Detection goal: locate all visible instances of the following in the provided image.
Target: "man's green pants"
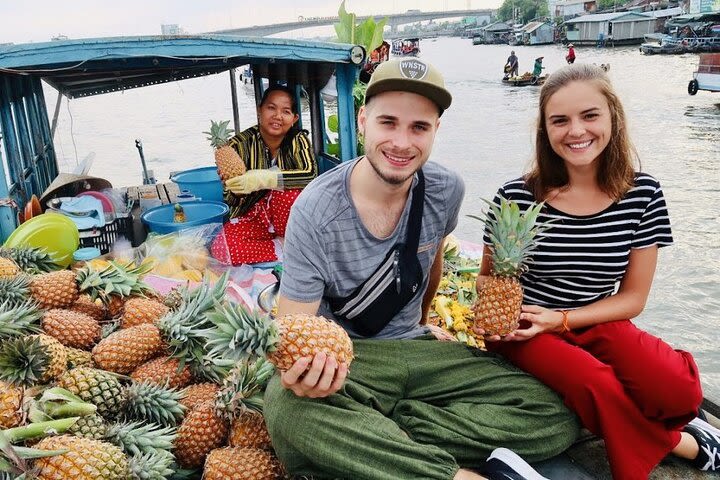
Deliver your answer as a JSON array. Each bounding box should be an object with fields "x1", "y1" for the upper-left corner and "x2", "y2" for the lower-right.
[{"x1": 264, "y1": 337, "x2": 579, "y2": 479}]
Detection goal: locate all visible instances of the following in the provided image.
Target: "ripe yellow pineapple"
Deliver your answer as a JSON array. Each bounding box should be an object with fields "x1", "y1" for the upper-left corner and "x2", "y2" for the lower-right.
[
  {"x1": 105, "y1": 294, "x2": 125, "y2": 318},
  {"x1": 42, "y1": 309, "x2": 101, "y2": 350},
  {"x1": 174, "y1": 358, "x2": 274, "y2": 469},
  {"x1": 92, "y1": 323, "x2": 165, "y2": 374},
  {"x1": 205, "y1": 119, "x2": 246, "y2": 181},
  {"x1": 174, "y1": 401, "x2": 229, "y2": 468},
  {"x1": 33, "y1": 435, "x2": 130, "y2": 479},
  {"x1": 0, "y1": 380, "x2": 23, "y2": 428},
  {"x1": 29, "y1": 270, "x2": 79, "y2": 309},
  {"x1": 204, "y1": 447, "x2": 286, "y2": 480},
  {"x1": 179, "y1": 382, "x2": 220, "y2": 412},
  {"x1": 121, "y1": 297, "x2": 169, "y2": 329},
  {"x1": 471, "y1": 198, "x2": 549, "y2": 336},
  {"x1": 70, "y1": 294, "x2": 106, "y2": 321},
  {"x1": 206, "y1": 304, "x2": 355, "y2": 371},
  {"x1": 0, "y1": 257, "x2": 20, "y2": 279},
  {"x1": 229, "y1": 410, "x2": 272, "y2": 450},
  {"x1": 131, "y1": 356, "x2": 193, "y2": 388}
]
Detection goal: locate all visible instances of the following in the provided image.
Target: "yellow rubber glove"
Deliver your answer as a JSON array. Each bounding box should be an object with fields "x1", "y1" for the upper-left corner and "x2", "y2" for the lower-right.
[{"x1": 226, "y1": 169, "x2": 281, "y2": 195}]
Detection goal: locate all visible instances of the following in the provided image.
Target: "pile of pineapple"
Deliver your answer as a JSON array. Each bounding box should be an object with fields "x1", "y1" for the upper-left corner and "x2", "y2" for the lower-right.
[
  {"x1": 0, "y1": 246, "x2": 354, "y2": 480},
  {"x1": 428, "y1": 236, "x2": 484, "y2": 348}
]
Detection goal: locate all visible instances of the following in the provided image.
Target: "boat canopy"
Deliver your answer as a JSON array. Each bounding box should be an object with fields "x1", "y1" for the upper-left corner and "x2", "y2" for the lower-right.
[
  {"x1": 0, "y1": 35, "x2": 364, "y2": 99},
  {"x1": 0, "y1": 35, "x2": 366, "y2": 241}
]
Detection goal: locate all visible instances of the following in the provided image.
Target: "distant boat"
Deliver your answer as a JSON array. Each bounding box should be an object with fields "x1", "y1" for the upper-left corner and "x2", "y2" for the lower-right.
[
  {"x1": 391, "y1": 38, "x2": 420, "y2": 57},
  {"x1": 688, "y1": 53, "x2": 720, "y2": 95},
  {"x1": 501, "y1": 74, "x2": 547, "y2": 86},
  {"x1": 239, "y1": 66, "x2": 268, "y2": 96}
]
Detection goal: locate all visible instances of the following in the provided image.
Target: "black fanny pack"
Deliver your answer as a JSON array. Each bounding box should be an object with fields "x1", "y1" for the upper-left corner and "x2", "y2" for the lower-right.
[{"x1": 328, "y1": 170, "x2": 425, "y2": 337}]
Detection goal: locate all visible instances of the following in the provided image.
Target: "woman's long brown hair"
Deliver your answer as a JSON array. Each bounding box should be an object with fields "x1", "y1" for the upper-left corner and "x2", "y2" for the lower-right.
[{"x1": 526, "y1": 64, "x2": 638, "y2": 201}]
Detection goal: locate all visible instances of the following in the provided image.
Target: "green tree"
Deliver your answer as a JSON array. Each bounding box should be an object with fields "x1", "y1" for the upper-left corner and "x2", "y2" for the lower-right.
[{"x1": 497, "y1": 0, "x2": 549, "y2": 23}]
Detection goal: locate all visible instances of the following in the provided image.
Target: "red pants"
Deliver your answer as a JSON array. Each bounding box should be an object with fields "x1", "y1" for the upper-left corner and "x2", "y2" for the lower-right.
[
  {"x1": 488, "y1": 320, "x2": 702, "y2": 479},
  {"x1": 211, "y1": 189, "x2": 301, "y2": 265}
]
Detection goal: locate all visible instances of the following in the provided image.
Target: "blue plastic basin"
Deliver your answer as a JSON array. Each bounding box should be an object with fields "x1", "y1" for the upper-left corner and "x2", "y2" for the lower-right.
[
  {"x1": 170, "y1": 166, "x2": 223, "y2": 202},
  {"x1": 141, "y1": 201, "x2": 229, "y2": 234}
]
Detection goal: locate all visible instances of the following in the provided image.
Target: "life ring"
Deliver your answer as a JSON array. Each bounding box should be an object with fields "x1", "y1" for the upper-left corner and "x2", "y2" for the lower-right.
[{"x1": 688, "y1": 79, "x2": 699, "y2": 95}]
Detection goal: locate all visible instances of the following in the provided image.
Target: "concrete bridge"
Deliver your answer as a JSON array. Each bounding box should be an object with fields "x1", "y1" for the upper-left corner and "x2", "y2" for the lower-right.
[{"x1": 207, "y1": 9, "x2": 494, "y2": 37}]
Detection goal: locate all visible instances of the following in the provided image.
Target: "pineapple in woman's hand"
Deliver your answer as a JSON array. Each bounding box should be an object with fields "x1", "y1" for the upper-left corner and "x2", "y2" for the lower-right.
[
  {"x1": 205, "y1": 120, "x2": 246, "y2": 181},
  {"x1": 470, "y1": 198, "x2": 550, "y2": 336}
]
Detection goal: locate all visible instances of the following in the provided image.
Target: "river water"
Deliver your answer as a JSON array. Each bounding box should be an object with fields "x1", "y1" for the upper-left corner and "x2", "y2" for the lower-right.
[{"x1": 50, "y1": 37, "x2": 720, "y2": 400}]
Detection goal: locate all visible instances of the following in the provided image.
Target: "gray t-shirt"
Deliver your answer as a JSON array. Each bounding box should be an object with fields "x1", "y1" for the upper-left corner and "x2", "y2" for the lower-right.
[{"x1": 280, "y1": 158, "x2": 465, "y2": 339}]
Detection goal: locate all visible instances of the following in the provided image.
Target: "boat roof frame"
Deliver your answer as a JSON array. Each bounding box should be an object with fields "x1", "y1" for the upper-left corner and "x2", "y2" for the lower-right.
[{"x1": 0, "y1": 35, "x2": 365, "y2": 241}]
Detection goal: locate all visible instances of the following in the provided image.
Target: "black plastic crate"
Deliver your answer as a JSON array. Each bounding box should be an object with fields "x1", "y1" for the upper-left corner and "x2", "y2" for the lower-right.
[{"x1": 78, "y1": 214, "x2": 134, "y2": 254}]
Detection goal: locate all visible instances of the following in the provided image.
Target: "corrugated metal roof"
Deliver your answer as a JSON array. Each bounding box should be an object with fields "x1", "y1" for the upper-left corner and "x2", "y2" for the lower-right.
[
  {"x1": 565, "y1": 11, "x2": 653, "y2": 23},
  {"x1": 522, "y1": 21, "x2": 549, "y2": 33},
  {"x1": 483, "y1": 21, "x2": 512, "y2": 31},
  {"x1": 643, "y1": 7, "x2": 683, "y2": 18}
]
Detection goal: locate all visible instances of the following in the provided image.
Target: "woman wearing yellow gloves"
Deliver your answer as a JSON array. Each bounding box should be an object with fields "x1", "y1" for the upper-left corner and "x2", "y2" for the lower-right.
[{"x1": 211, "y1": 85, "x2": 317, "y2": 265}]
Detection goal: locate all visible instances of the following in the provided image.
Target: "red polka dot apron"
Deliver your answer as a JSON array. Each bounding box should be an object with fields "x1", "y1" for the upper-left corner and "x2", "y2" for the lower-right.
[{"x1": 211, "y1": 189, "x2": 302, "y2": 265}]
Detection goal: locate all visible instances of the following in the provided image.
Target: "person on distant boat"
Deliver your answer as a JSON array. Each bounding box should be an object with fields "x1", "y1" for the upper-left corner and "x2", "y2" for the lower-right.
[
  {"x1": 264, "y1": 58, "x2": 579, "y2": 480},
  {"x1": 476, "y1": 64, "x2": 715, "y2": 479},
  {"x1": 211, "y1": 85, "x2": 317, "y2": 266},
  {"x1": 532, "y1": 57, "x2": 545, "y2": 78},
  {"x1": 565, "y1": 44, "x2": 576, "y2": 64},
  {"x1": 505, "y1": 50, "x2": 519, "y2": 77}
]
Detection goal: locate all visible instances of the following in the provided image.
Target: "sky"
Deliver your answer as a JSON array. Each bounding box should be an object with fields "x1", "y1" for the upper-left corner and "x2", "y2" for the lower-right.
[{"x1": 0, "y1": 0, "x2": 501, "y2": 45}]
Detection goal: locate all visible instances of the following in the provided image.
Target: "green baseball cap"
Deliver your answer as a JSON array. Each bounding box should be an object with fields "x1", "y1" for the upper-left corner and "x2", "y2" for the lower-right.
[{"x1": 365, "y1": 58, "x2": 452, "y2": 112}]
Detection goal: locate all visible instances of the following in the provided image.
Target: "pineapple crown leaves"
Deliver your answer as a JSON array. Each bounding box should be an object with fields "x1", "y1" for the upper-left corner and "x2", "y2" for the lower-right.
[
  {"x1": 203, "y1": 119, "x2": 234, "y2": 148},
  {"x1": 187, "y1": 352, "x2": 235, "y2": 384},
  {"x1": 0, "y1": 275, "x2": 31, "y2": 306},
  {"x1": 157, "y1": 272, "x2": 229, "y2": 367},
  {"x1": 127, "y1": 450, "x2": 176, "y2": 480},
  {"x1": 204, "y1": 301, "x2": 280, "y2": 360},
  {"x1": 0, "y1": 336, "x2": 50, "y2": 387},
  {"x1": 75, "y1": 260, "x2": 153, "y2": 301},
  {"x1": 0, "y1": 247, "x2": 59, "y2": 274},
  {"x1": 215, "y1": 357, "x2": 275, "y2": 418},
  {"x1": 0, "y1": 300, "x2": 42, "y2": 339},
  {"x1": 124, "y1": 381, "x2": 186, "y2": 427},
  {"x1": 104, "y1": 420, "x2": 177, "y2": 457},
  {"x1": 469, "y1": 198, "x2": 553, "y2": 277}
]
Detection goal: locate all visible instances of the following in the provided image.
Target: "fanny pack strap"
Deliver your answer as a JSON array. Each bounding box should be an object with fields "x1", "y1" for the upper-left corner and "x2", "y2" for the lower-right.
[
  {"x1": 329, "y1": 170, "x2": 425, "y2": 334},
  {"x1": 405, "y1": 169, "x2": 424, "y2": 250}
]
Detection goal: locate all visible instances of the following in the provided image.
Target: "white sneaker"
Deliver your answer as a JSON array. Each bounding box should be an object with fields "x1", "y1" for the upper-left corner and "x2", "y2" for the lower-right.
[
  {"x1": 689, "y1": 416, "x2": 720, "y2": 438},
  {"x1": 483, "y1": 448, "x2": 550, "y2": 480}
]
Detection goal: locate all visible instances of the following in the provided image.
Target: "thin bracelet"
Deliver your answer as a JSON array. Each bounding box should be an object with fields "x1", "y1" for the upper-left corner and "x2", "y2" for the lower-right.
[{"x1": 559, "y1": 310, "x2": 571, "y2": 332}]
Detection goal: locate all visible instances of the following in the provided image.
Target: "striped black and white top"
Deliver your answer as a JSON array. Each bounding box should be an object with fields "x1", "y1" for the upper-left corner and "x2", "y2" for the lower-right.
[{"x1": 483, "y1": 174, "x2": 673, "y2": 309}]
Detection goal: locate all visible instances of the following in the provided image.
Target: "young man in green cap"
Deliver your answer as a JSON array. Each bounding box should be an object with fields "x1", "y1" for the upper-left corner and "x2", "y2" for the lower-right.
[{"x1": 263, "y1": 57, "x2": 579, "y2": 480}]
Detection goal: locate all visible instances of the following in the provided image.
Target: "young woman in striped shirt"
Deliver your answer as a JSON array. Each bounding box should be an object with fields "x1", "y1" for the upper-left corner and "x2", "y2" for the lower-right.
[
  {"x1": 476, "y1": 64, "x2": 715, "y2": 478},
  {"x1": 211, "y1": 85, "x2": 317, "y2": 265}
]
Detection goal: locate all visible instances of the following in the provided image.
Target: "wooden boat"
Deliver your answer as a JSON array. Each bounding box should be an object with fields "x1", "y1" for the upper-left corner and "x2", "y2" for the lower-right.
[
  {"x1": 0, "y1": 34, "x2": 718, "y2": 479},
  {"x1": 688, "y1": 53, "x2": 720, "y2": 94},
  {"x1": 502, "y1": 74, "x2": 547, "y2": 86}
]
